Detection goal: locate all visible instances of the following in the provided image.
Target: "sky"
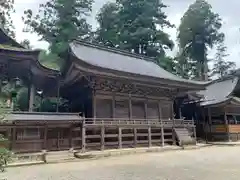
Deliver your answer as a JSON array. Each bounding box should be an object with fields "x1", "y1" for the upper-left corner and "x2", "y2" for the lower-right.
[{"x1": 11, "y1": 0, "x2": 240, "y2": 67}]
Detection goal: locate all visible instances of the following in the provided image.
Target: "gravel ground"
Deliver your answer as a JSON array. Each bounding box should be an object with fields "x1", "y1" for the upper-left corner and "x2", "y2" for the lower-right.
[{"x1": 1, "y1": 146, "x2": 240, "y2": 180}]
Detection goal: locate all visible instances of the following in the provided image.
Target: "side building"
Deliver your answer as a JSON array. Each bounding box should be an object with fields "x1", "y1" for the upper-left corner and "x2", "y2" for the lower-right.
[{"x1": 197, "y1": 74, "x2": 240, "y2": 141}]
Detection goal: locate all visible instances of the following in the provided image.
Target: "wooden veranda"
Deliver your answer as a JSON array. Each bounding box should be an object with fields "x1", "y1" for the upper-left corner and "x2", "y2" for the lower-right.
[{"x1": 0, "y1": 113, "x2": 195, "y2": 153}]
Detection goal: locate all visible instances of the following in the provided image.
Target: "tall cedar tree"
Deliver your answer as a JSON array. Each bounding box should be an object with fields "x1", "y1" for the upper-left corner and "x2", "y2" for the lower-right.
[
  {"x1": 95, "y1": 0, "x2": 175, "y2": 70},
  {"x1": 0, "y1": 0, "x2": 15, "y2": 38},
  {"x1": 178, "y1": 0, "x2": 224, "y2": 80},
  {"x1": 23, "y1": 0, "x2": 93, "y2": 65},
  {"x1": 211, "y1": 43, "x2": 236, "y2": 78}
]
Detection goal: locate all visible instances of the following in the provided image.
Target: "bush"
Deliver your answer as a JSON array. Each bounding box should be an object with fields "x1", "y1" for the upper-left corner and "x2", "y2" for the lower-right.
[{"x1": 0, "y1": 135, "x2": 11, "y2": 172}]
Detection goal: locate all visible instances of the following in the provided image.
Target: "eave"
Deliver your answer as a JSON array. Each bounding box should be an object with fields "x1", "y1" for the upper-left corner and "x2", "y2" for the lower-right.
[{"x1": 70, "y1": 55, "x2": 206, "y2": 91}]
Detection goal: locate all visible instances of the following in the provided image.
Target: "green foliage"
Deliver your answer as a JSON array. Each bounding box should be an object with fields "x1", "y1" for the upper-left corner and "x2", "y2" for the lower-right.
[
  {"x1": 95, "y1": 0, "x2": 174, "y2": 68},
  {"x1": 211, "y1": 43, "x2": 236, "y2": 78},
  {"x1": 94, "y1": 2, "x2": 119, "y2": 47},
  {"x1": 0, "y1": 135, "x2": 11, "y2": 172},
  {"x1": 0, "y1": 0, "x2": 15, "y2": 38},
  {"x1": 177, "y1": 0, "x2": 224, "y2": 80},
  {"x1": 40, "y1": 97, "x2": 68, "y2": 112},
  {"x1": 158, "y1": 56, "x2": 177, "y2": 74},
  {"x1": 22, "y1": 0, "x2": 93, "y2": 66}
]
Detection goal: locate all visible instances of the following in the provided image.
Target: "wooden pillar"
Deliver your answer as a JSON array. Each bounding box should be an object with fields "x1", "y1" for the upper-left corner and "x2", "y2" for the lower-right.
[
  {"x1": 7, "y1": 128, "x2": 11, "y2": 144},
  {"x1": 171, "y1": 102, "x2": 176, "y2": 145},
  {"x1": 144, "y1": 100, "x2": 148, "y2": 120},
  {"x1": 112, "y1": 94, "x2": 115, "y2": 119},
  {"x1": 101, "y1": 126, "x2": 105, "y2": 150},
  {"x1": 158, "y1": 102, "x2": 164, "y2": 146},
  {"x1": 148, "y1": 126, "x2": 152, "y2": 147},
  {"x1": 118, "y1": 127, "x2": 122, "y2": 149},
  {"x1": 28, "y1": 84, "x2": 35, "y2": 112},
  {"x1": 192, "y1": 117, "x2": 197, "y2": 144},
  {"x1": 81, "y1": 119, "x2": 86, "y2": 152},
  {"x1": 57, "y1": 129, "x2": 60, "y2": 150},
  {"x1": 69, "y1": 125, "x2": 72, "y2": 149},
  {"x1": 224, "y1": 106, "x2": 230, "y2": 141},
  {"x1": 56, "y1": 79, "x2": 60, "y2": 112},
  {"x1": 129, "y1": 94, "x2": 132, "y2": 121},
  {"x1": 44, "y1": 125, "x2": 48, "y2": 150},
  {"x1": 134, "y1": 128, "x2": 137, "y2": 147},
  {"x1": 93, "y1": 89, "x2": 96, "y2": 123},
  {"x1": 11, "y1": 126, "x2": 16, "y2": 151},
  {"x1": 207, "y1": 107, "x2": 212, "y2": 141},
  {"x1": 224, "y1": 107, "x2": 228, "y2": 125}
]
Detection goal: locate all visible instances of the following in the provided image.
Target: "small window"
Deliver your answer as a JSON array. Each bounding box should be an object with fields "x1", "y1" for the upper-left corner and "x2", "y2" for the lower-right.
[{"x1": 17, "y1": 128, "x2": 40, "y2": 140}]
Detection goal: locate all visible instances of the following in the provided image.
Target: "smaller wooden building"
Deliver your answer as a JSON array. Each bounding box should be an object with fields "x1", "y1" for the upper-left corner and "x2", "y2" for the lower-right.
[
  {"x1": 198, "y1": 76, "x2": 240, "y2": 141},
  {"x1": 0, "y1": 112, "x2": 82, "y2": 153}
]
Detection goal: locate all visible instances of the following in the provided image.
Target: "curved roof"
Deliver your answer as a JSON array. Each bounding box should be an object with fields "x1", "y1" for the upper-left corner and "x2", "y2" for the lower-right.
[
  {"x1": 0, "y1": 28, "x2": 23, "y2": 47},
  {"x1": 199, "y1": 77, "x2": 239, "y2": 106},
  {"x1": 69, "y1": 40, "x2": 207, "y2": 87}
]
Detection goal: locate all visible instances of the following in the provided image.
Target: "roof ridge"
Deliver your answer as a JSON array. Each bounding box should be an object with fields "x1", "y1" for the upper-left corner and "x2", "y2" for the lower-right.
[{"x1": 73, "y1": 39, "x2": 157, "y2": 63}]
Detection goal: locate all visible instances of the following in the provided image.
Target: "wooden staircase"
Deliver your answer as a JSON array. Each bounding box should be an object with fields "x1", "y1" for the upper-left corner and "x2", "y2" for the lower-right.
[{"x1": 174, "y1": 128, "x2": 196, "y2": 146}]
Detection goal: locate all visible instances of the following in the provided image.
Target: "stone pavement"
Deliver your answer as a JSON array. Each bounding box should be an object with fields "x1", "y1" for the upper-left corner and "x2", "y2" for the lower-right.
[{"x1": 2, "y1": 146, "x2": 240, "y2": 180}]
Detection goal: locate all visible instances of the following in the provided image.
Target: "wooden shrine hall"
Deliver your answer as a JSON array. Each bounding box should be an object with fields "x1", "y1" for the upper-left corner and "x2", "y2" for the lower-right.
[
  {"x1": 0, "y1": 28, "x2": 207, "y2": 153},
  {"x1": 197, "y1": 73, "x2": 240, "y2": 142}
]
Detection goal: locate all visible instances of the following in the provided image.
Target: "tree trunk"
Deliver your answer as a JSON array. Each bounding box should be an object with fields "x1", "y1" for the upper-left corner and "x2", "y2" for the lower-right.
[{"x1": 203, "y1": 61, "x2": 208, "y2": 81}]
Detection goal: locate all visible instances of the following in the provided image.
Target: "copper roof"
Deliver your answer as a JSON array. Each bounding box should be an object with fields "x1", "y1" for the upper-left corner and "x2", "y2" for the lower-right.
[
  {"x1": 198, "y1": 77, "x2": 239, "y2": 106},
  {"x1": 70, "y1": 40, "x2": 208, "y2": 86}
]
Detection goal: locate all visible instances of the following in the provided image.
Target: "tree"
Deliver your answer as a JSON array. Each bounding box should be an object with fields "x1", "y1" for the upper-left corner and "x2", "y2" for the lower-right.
[
  {"x1": 178, "y1": 0, "x2": 224, "y2": 81},
  {"x1": 95, "y1": 0, "x2": 174, "y2": 66},
  {"x1": 0, "y1": 0, "x2": 15, "y2": 38},
  {"x1": 22, "y1": 0, "x2": 93, "y2": 65},
  {"x1": 94, "y1": 2, "x2": 120, "y2": 47},
  {"x1": 211, "y1": 43, "x2": 236, "y2": 78},
  {"x1": 174, "y1": 51, "x2": 196, "y2": 79},
  {"x1": 158, "y1": 56, "x2": 176, "y2": 74}
]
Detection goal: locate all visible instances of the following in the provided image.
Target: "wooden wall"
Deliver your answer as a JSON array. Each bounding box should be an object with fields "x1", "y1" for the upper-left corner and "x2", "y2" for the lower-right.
[{"x1": 93, "y1": 90, "x2": 172, "y2": 120}]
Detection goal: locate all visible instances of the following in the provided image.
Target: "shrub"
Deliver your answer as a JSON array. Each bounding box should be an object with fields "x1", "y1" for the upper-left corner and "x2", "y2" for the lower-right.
[{"x1": 0, "y1": 135, "x2": 11, "y2": 172}]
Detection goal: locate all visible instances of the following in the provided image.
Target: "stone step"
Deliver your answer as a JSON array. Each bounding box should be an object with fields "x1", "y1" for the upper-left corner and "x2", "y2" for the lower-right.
[{"x1": 45, "y1": 151, "x2": 76, "y2": 163}]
